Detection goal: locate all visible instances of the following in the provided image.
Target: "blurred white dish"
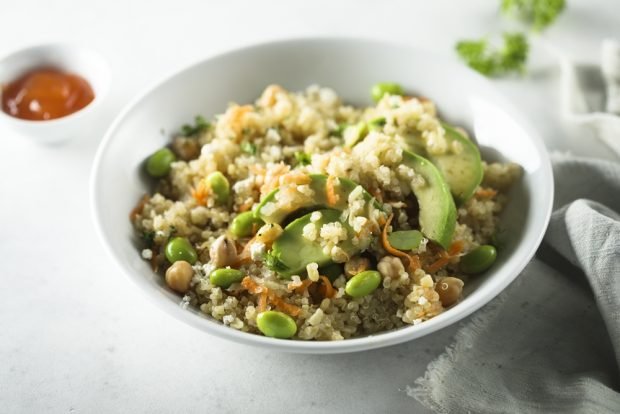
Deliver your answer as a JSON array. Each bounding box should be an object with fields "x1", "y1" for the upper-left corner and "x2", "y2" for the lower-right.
[
  {"x1": 0, "y1": 43, "x2": 110, "y2": 144},
  {"x1": 91, "y1": 37, "x2": 553, "y2": 354}
]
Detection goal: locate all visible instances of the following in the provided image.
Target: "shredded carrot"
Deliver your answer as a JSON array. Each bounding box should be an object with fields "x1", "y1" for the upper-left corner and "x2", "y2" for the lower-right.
[
  {"x1": 326, "y1": 175, "x2": 339, "y2": 206},
  {"x1": 426, "y1": 240, "x2": 464, "y2": 273},
  {"x1": 319, "y1": 276, "x2": 336, "y2": 299},
  {"x1": 241, "y1": 276, "x2": 263, "y2": 294},
  {"x1": 238, "y1": 200, "x2": 254, "y2": 212},
  {"x1": 129, "y1": 195, "x2": 150, "y2": 221},
  {"x1": 381, "y1": 214, "x2": 419, "y2": 273},
  {"x1": 237, "y1": 234, "x2": 259, "y2": 264},
  {"x1": 475, "y1": 187, "x2": 497, "y2": 199},
  {"x1": 258, "y1": 290, "x2": 269, "y2": 312},
  {"x1": 269, "y1": 293, "x2": 301, "y2": 316},
  {"x1": 191, "y1": 179, "x2": 209, "y2": 206},
  {"x1": 293, "y1": 279, "x2": 313, "y2": 294}
]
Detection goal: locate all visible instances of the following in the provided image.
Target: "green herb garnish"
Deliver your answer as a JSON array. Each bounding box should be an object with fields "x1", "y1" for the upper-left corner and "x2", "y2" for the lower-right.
[
  {"x1": 240, "y1": 141, "x2": 257, "y2": 155},
  {"x1": 501, "y1": 0, "x2": 566, "y2": 31},
  {"x1": 264, "y1": 251, "x2": 290, "y2": 273},
  {"x1": 455, "y1": 32, "x2": 529, "y2": 77},
  {"x1": 181, "y1": 115, "x2": 210, "y2": 137},
  {"x1": 294, "y1": 151, "x2": 312, "y2": 166}
]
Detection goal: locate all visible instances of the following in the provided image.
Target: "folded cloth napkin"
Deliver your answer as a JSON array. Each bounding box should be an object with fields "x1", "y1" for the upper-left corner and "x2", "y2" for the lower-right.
[{"x1": 408, "y1": 154, "x2": 620, "y2": 413}]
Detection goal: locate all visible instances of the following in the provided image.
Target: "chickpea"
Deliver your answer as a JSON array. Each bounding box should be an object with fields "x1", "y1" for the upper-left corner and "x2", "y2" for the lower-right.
[
  {"x1": 377, "y1": 256, "x2": 405, "y2": 279},
  {"x1": 172, "y1": 136, "x2": 200, "y2": 161},
  {"x1": 435, "y1": 277, "x2": 464, "y2": 307},
  {"x1": 209, "y1": 235, "x2": 238, "y2": 268},
  {"x1": 344, "y1": 256, "x2": 371, "y2": 278},
  {"x1": 165, "y1": 260, "x2": 194, "y2": 293}
]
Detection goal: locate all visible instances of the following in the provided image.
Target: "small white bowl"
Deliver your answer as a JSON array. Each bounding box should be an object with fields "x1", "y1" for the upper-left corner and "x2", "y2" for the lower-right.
[
  {"x1": 91, "y1": 37, "x2": 553, "y2": 354},
  {"x1": 0, "y1": 43, "x2": 110, "y2": 144}
]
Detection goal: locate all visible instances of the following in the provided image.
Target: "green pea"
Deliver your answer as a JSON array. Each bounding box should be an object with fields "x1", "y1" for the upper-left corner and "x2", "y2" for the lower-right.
[
  {"x1": 459, "y1": 245, "x2": 497, "y2": 274},
  {"x1": 387, "y1": 230, "x2": 423, "y2": 251},
  {"x1": 165, "y1": 237, "x2": 197, "y2": 264},
  {"x1": 320, "y1": 262, "x2": 344, "y2": 282},
  {"x1": 371, "y1": 82, "x2": 404, "y2": 102},
  {"x1": 229, "y1": 211, "x2": 264, "y2": 238},
  {"x1": 210, "y1": 268, "x2": 244, "y2": 288},
  {"x1": 146, "y1": 148, "x2": 176, "y2": 177},
  {"x1": 207, "y1": 171, "x2": 230, "y2": 204},
  {"x1": 345, "y1": 270, "x2": 382, "y2": 298},
  {"x1": 367, "y1": 116, "x2": 386, "y2": 131},
  {"x1": 256, "y1": 310, "x2": 297, "y2": 339}
]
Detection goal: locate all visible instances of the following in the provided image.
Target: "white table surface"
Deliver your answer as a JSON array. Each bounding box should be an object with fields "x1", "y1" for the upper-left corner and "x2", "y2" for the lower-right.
[{"x1": 1, "y1": 1, "x2": 618, "y2": 413}]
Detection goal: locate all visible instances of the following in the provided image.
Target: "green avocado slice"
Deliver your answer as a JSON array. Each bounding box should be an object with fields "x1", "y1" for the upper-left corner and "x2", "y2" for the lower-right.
[
  {"x1": 265, "y1": 208, "x2": 363, "y2": 279},
  {"x1": 255, "y1": 174, "x2": 379, "y2": 224},
  {"x1": 402, "y1": 150, "x2": 456, "y2": 249},
  {"x1": 404, "y1": 123, "x2": 483, "y2": 204}
]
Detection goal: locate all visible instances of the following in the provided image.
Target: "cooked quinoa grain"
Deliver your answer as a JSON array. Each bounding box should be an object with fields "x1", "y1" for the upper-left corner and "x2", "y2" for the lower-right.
[{"x1": 131, "y1": 84, "x2": 521, "y2": 340}]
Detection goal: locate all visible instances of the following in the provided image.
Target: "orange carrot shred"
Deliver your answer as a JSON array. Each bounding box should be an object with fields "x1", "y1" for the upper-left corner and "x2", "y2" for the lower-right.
[
  {"x1": 269, "y1": 293, "x2": 301, "y2": 316},
  {"x1": 426, "y1": 240, "x2": 464, "y2": 273},
  {"x1": 319, "y1": 276, "x2": 336, "y2": 299},
  {"x1": 326, "y1": 175, "x2": 338, "y2": 206},
  {"x1": 381, "y1": 214, "x2": 413, "y2": 267},
  {"x1": 475, "y1": 187, "x2": 497, "y2": 199},
  {"x1": 191, "y1": 180, "x2": 209, "y2": 206},
  {"x1": 258, "y1": 290, "x2": 269, "y2": 312},
  {"x1": 241, "y1": 276, "x2": 263, "y2": 294},
  {"x1": 293, "y1": 279, "x2": 313, "y2": 295}
]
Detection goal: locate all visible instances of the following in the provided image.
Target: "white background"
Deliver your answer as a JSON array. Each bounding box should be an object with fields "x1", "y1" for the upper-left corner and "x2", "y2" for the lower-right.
[{"x1": 1, "y1": 0, "x2": 618, "y2": 413}]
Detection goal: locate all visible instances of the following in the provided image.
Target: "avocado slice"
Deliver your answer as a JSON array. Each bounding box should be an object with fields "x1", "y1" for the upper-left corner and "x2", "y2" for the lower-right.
[
  {"x1": 255, "y1": 174, "x2": 379, "y2": 224},
  {"x1": 265, "y1": 208, "x2": 365, "y2": 279},
  {"x1": 402, "y1": 150, "x2": 456, "y2": 249},
  {"x1": 404, "y1": 123, "x2": 483, "y2": 204}
]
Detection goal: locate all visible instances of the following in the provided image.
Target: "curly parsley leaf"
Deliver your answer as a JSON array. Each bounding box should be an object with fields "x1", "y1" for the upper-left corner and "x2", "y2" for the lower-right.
[
  {"x1": 455, "y1": 32, "x2": 529, "y2": 77},
  {"x1": 181, "y1": 115, "x2": 210, "y2": 137},
  {"x1": 501, "y1": 0, "x2": 566, "y2": 31},
  {"x1": 263, "y1": 251, "x2": 290, "y2": 273}
]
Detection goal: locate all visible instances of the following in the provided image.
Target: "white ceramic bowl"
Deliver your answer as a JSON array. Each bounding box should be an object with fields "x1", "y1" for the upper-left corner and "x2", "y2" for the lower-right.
[
  {"x1": 91, "y1": 38, "x2": 553, "y2": 354},
  {"x1": 0, "y1": 43, "x2": 110, "y2": 144}
]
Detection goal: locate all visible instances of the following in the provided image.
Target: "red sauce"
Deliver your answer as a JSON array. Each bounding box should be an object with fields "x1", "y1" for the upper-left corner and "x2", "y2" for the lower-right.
[{"x1": 1, "y1": 67, "x2": 95, "y2": 121}]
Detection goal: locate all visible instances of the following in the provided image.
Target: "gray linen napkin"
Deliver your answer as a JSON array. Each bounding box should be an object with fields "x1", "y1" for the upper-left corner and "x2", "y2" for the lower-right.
[{"x1": 408, "y1": 154, "x2": 620, "y2": 413}]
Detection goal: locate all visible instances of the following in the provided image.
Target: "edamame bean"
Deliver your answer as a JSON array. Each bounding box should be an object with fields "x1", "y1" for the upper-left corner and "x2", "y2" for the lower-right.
[
  {"x1": 207, "y1": 171, "x2": 230, "y2": 204},
  {"x1": 345, "y1": 270, "x2": 382, "y2": 298},
  {"x1": 165, "y1": 237, "x2": 197, "y2": 264},
  {"x1": 229, "y1": 211, "x2": 264, "y2": 238},
  {"x1": 256, "y1": 310, "x2": 297, "y2": 339},
  {"x1": 210, "y1": 268, "x2": 244, "y2": 288},
  {"x1": 459, "y1": 245, "x2": 497, "y2": 274},
  {"x1": 146, "y1": 148, "x2": 176, "y2": 177},
  {"x1": 371, "y1": 82, "x2": 404, "y2": 102},
  {"x1": 387, "y1": 230, "x2": 423, "y2": 251}
]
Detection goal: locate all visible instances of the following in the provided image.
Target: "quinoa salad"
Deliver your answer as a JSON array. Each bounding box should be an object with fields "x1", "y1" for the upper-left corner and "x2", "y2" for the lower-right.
[{"x1": 130, "y1": 83, "x2": 521, "y2": 340}]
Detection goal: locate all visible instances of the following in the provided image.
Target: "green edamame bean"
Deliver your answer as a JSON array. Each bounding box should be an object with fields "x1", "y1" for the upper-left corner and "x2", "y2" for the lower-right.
[
  {"x1": 207, "y1": 171, "x2": 230, "y2": 204},
  {"x1": 165, "y1": 237, "x2": 197, "y2": 264},
  {"x1": 146, "y1": 148, "x2": 176, "y2": 177},
  {"x1": 229, "y1": 211, "x2": 264, "y2": 238},
  {"x1": 256, "y1": 310, "x2": 297, "y2": 339},
  {"x1": 387, "y1": 230, "x2": 423, "y2": 251},
  {"x1": 210, "y1": 268, "x2": 244, "y2": 288},
  {"x1": 345, "y1": 270, "x2": 382, "y2": 298},
  {"x1": 459, "y1": 245, "x2": 497, "y2": 274},
  {"x1": 371, "y1": 82, "x2": 404, "y2": 102}
]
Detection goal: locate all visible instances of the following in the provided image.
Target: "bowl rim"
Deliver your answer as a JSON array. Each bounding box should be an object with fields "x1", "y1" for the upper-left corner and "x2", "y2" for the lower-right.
[
  {"x1": 90, "y1": 36, "x2": 554, "y2": 353},
  {"x1": 0, "y1": 42, "x2": 110, "y2": 126}
]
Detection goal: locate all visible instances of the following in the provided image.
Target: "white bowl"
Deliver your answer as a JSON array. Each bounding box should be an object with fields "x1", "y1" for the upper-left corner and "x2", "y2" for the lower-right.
[
  {"x1": 91, "y1": 38, "x2": 553, "y2": 354},
  {"x1": 0, "y1": 43, "x2": 110, "y2": 144}
]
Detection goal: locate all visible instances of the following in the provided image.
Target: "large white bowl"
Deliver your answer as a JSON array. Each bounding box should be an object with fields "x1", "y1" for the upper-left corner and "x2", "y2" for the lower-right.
[{"x1": 91, "y1": 38, "x2": 553, "y2": 354}]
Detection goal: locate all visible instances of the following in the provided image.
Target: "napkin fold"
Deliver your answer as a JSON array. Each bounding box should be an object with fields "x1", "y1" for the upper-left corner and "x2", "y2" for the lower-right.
[{"x1": 408, "y1": 154, "x2": 620, "y2": 413}]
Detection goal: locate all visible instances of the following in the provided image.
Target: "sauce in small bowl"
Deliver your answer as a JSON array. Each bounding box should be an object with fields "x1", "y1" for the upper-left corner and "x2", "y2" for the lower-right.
[
  {"x1": 2, "y1": 67, "x2": 95, "y2": 121},
  {"x1": 0, "y1": 43, "x2": 110, "y2": 144}
]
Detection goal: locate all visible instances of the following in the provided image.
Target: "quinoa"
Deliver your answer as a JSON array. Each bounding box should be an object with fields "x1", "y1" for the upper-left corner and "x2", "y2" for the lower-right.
[{"x1": 132, "y1": 84, "x2": 521, "y2": 340}]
